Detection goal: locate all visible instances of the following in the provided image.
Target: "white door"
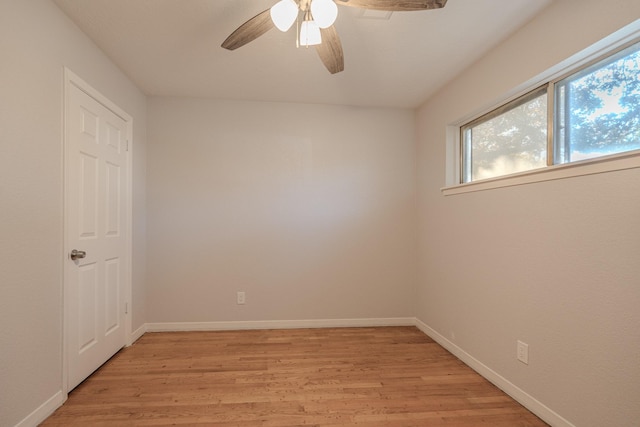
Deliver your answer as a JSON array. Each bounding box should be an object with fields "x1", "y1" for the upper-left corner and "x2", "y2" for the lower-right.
[{"x1": 65, "y1": 80, "x2": 130, "y2": 391}]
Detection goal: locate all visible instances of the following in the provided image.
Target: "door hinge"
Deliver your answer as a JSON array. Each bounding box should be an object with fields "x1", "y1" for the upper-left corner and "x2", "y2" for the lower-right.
[
  {"x1": 125, "y1": 302, "x2": 129, "y2": 314},
  {"x1": 126, "y1": 140, "x2": 130, "y2": 151}
]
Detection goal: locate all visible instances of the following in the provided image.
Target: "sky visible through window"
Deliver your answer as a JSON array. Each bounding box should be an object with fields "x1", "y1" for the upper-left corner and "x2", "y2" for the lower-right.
[{"x1": 557, "y1": 44, "x2": 640, "y2": 162}]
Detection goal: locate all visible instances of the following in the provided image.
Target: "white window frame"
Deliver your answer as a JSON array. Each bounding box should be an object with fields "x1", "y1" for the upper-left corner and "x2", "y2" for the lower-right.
[{"x1": 442, "y1": 19, "x2": 640, "y2": 196}]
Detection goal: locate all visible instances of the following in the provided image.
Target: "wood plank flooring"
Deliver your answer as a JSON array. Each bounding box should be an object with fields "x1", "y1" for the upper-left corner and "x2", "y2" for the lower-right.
[{"x1": 42, "y1": 327, "x2": 547, "y2": 426}]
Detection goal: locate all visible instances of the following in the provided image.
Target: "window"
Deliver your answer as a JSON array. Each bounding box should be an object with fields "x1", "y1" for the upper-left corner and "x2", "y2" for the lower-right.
[
  {"x1": 461, "y1": 87, "x2": 548, "y2": 182},
  {"x1": 460, "y1": 39, "x2": 640, "y2": 183}
]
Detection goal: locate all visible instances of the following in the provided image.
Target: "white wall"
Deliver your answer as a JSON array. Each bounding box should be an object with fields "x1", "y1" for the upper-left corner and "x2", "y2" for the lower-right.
[
  {"x1": 0, "y1": 1, "x2": 146, "y2": 425},
  {"x1": 147, "y1": 98, "x2": 416, "y2": 323},
  {"x1": 416, "y1": 1, "x2": 640, "y2": 426}
]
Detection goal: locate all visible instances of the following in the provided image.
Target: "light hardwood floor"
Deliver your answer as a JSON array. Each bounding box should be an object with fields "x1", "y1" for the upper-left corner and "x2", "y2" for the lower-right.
[{"x1": 42, "y1": 327, "x2": 547, "y2": 426}]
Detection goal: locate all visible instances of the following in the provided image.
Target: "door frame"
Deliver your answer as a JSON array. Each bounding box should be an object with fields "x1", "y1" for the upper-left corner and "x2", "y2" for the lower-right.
[{"x1": 62, "y1": 68, "x2": 134, "y2": 394}]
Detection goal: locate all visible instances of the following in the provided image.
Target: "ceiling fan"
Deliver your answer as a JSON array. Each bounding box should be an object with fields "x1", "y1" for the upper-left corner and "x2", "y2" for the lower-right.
[{"x1": 221, "y1": 0, "x2": 448, "y2": 74}]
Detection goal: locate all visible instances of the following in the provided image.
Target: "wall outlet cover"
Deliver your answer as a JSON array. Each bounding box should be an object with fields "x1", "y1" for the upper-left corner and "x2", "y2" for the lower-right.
[
  {"x1": 517, "y1": 340, "x2": 529, "y2": 365},
  {"x1": 237, "y1": 291, "x2": 246, "y2": 305}
]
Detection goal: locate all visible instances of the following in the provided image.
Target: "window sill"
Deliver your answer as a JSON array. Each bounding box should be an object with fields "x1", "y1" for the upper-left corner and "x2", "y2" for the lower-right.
[{"x1": 441, "y1": 149, "x2": 640, "y2": 196}]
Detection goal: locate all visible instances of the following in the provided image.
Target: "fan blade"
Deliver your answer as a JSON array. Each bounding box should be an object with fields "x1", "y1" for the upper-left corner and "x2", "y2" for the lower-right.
[
  {"x1": 222, "y1": 9, "x2": 274, "y2": 50},
  {"x1": 335, "y1": 0, "x2": 447, "y2": 11},
  {"x1": 315, "y1": 26, "x2": 344, "y2": 74}
]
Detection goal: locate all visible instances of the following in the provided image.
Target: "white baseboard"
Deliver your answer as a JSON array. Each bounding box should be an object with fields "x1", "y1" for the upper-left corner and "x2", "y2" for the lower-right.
[
  {"x1": 14, "y1": 390, "x2": 65, "y2": 427},
  {"x1": 414, "y1": 318, "x2": 575, "y2": 427},
  {"x1": 129, "y1": 323, "x2": 147, "y2": 344},
  {"x1": 146, "y1": 317, "x2": 414, "y2": 332}
]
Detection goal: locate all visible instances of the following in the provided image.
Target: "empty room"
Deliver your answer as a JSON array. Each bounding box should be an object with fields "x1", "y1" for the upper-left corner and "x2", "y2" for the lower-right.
[{"x1": 1, "y1": 0, "x2": 639, "y2": 426}]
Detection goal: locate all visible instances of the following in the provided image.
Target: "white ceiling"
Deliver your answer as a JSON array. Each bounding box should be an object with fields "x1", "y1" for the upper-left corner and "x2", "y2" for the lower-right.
[{"x1": 53, "y1": 0, "x2": 552, "y2": 108}]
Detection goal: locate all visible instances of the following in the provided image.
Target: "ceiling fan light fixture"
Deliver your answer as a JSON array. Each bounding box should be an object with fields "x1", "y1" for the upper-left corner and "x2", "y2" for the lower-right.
[
  {"x1": 270, "y1": 0, "x2": 298, "y2": 32},
  {"x1": 310, "y1": 0, "x2": 338, "y2": 29},
  {"x1": 299, "y1": 19, "x2": 322, "y2": 46},
  {"x1": 223, "y1": 0, "x2": 448, "y2": 73}
]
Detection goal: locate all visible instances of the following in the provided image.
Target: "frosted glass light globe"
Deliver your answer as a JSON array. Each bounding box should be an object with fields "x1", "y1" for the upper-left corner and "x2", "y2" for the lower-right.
[
  {"x1": 270, "y1": 0, "x2": 298, "y2": 32},
  {"x1": 299, "y1": 20, "x2": 322, "y2": 46},
  {"x1": 310, "y1": 0, "x2": 338, "y2": 29}
]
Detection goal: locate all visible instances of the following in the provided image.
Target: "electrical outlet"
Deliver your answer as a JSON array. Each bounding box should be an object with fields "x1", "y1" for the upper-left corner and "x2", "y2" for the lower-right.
[
  {"x1": 236, "y1": 291, "x2": 245, "y2": 305},
  {"x1": 517, "y1": 340, "x2": 529, "y2": 365}
]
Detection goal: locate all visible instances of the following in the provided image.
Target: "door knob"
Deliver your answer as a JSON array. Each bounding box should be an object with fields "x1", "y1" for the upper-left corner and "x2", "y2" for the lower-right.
[{"x1": 70, "y1": 249, "x2": 86, "y2": 260}]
